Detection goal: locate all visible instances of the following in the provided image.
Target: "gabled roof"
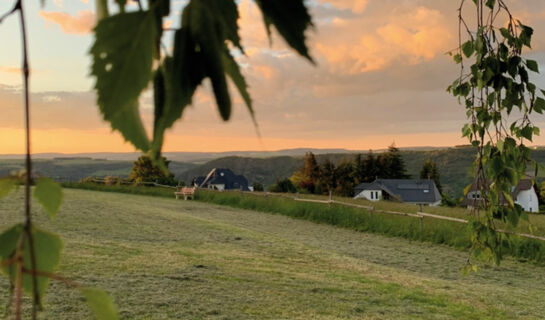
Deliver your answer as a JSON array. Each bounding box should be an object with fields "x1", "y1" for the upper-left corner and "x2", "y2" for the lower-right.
[
  {"x1": 197, "y1": 168, "x2": 250, "y2": 191},
  {"x1": 461, "y1": 178, "x2": 535, "y2": 207},
  {"x1": 355, "y1": 179, "x2": 442, "y2": 204}
]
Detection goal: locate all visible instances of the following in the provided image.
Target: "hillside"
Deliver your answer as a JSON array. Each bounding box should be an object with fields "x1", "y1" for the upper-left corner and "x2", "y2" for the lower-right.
[
  {"x1": 1, "y1": 189, "x2": 544, "y2": 318},
  {"x1": 0, "y1": 158, "x2": 197, "y2": 182}
]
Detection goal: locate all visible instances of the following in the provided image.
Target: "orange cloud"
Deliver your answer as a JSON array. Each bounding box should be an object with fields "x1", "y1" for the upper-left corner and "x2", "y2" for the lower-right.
[
  {"x1": 315, "y1": 7, "x2": 453, "y2": 74},
  {"x1": 38, "y1": 10, "x2": 95, "y2": 35}
]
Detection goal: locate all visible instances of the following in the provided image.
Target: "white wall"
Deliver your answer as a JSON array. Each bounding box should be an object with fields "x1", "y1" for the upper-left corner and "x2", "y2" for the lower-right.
[
  {"x1": 354, "y1": 189, "x2": 382, "y2": 201},
  {"x1": 516, "y1": 189, "x2": 539, "y2": 213},
  {"x1": 210, "y1": 184, "x2": 225, "y2": 191}
]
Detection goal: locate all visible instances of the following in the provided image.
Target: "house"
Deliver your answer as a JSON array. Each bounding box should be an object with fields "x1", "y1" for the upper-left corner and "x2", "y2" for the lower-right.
[
  {"x1": 193, "y1": 168, "x2": 250, "y2": 191},
  {"x1": 461, "y1": 179, "x2": 539, "y2": 213},
  {"x1": 353, "y1": 179, "x2": 442, "y2": 206}
]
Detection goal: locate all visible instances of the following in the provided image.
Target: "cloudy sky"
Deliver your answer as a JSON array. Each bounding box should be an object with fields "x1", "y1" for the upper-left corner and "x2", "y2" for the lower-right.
[{"x1": 2, "y1": 0, "x2": 545, "y2": 154}]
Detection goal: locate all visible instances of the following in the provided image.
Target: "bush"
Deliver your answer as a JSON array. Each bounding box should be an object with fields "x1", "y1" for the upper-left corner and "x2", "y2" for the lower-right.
[
  {"x1": 268, "y1": 178, "x2": 296, "y2": 193},
  {"x1": 253, "y1": 182, "x2": 264, "y2": 192}
]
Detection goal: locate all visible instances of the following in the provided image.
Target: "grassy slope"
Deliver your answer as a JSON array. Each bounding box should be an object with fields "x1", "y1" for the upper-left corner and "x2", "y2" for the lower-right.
[{"x1": 1, "y1": 189, "x2": 545, "y2": 319}]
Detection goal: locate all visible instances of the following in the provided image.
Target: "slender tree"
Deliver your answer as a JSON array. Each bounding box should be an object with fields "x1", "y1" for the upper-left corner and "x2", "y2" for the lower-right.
[{"x1": 420, "y1": 159, "x2": 442, "y2": 194}]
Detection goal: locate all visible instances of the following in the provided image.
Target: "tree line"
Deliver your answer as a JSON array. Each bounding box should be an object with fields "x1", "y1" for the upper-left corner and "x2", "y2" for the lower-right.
[{"x1": 269, "y1": 144, "x2": 442, "y2": 197}]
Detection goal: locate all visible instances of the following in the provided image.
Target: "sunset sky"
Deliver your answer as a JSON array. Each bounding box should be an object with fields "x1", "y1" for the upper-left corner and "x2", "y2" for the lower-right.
[{"x1": 2, "y1": 0, "x2": 545, "y2": 154}]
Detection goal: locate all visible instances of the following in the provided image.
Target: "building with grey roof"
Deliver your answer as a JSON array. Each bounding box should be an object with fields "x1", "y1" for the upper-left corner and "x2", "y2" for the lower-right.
[{"x1": 354, "y1": 179, "x2": 442, "y2": 206}]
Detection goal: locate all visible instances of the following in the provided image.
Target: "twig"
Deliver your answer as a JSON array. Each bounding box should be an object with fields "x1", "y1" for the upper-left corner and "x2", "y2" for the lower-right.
[
  {"x1": 0, "y1": 1, "x2": 17, "y2": 25},
  {"x1": 14, "y1": 0, "x2": 40, "y2": 317},
  {"x1": 22, "y1": 269, "x2": 81, "y2": 289}
]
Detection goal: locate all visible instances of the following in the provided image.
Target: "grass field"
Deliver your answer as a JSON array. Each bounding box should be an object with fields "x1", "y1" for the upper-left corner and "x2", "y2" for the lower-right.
[{"x1": 2, "y1": 189, "x2": 545, "y2": 319}]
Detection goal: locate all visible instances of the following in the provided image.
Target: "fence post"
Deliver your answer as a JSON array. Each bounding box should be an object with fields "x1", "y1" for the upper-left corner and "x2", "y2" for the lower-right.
[
  {"x1": 370, "y1": 206, "x2": 374, "y2": 216},
  {"x1": 419, "y1": 216, "x2": 424, "y2": 233},
  {"x1": 296, "y1": 192, "x2": 299, "y2": 200},
  {"x1": 328, "y1": 190, "x2": 332, "y2": 208}
]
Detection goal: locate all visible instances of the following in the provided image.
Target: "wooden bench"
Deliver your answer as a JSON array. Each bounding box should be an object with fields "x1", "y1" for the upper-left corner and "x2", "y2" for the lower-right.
[{"x1": 175, "y1": 187, "x2": 195, "y2": 200}]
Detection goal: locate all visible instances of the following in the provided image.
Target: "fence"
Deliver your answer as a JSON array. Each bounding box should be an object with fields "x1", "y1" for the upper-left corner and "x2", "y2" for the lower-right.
[{"x1": 210, "y1": 189, "x2": 545, "y2": 242}]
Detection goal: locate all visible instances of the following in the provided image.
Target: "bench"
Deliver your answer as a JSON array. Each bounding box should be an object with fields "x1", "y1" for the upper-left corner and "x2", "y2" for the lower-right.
[{"x1": 175, "y1": 187, "x2": 196, "y2": 200}]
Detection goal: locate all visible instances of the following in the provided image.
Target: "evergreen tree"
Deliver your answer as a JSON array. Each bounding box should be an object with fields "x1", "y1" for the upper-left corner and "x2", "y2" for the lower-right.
[
  {"x1": 420, "y1": 159, "x2": 442, "y2": 193},
  {"x1": 321, "y1": 158, "x2": 337, "y2": 193},
  {"x1": 382, "y1": 143, "x2": 410, "y2": 179},
  {"x1": 334, "y1": 160, "x2": 355, "y2": 197},
  {"x1": 351, "y1": 153, "x2": 366, "y2": 184},
  {"x1": 363, "y1": 150, "x2": 378, "y2": 182}
]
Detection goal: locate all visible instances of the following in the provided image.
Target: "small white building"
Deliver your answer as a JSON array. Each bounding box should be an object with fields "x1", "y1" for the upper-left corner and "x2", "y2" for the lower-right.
[
  {"x1": 462, "y1": 179, "x2": 539, "y2": 213},
  {"x1": 354, "y1": 179, "x2": 442, "y2": 206}
]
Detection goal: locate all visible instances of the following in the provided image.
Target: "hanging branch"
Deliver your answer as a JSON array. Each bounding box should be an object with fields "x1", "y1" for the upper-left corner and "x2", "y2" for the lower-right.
[{"x1": 449, "y1": 0, "x2": 542, "y2": 270}]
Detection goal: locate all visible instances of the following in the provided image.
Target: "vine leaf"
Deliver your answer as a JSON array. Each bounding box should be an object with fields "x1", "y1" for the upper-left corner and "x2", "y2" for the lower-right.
[
  {"x1": 90, "y1": 11, "x2": 158, "y2": 152},
  {"x1": 0, "y1": 177, "x2": 16, "y2": 200},
  {"x1": 0, "y1": 224, "x2": 62, "y2": 302},
  {"x1": 254, "y1": 0, "x2": 314, "y2": 63},
  {"x1": 81, "y1": 288, "x2": 119, "y2": 320},
  {"x1": 34, "y1": 177, "x2": 63, "y2": 219}
]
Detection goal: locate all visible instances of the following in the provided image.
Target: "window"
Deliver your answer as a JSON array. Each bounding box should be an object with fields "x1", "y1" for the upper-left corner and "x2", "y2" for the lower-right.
[{"x1": 369, "y1": 192, "x2": 373, "y2": 200}]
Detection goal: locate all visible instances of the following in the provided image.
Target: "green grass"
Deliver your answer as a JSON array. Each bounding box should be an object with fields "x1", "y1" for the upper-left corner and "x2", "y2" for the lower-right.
[
  {"x1": 1, "y1": 189, "x2": 545, "y2": 319},
  {"x1": 63, "y1": 183, "x2": 545, "y2": 263}
]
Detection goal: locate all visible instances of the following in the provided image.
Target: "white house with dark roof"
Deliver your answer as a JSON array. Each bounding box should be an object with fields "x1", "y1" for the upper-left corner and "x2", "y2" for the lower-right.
[
  {"x1": 462, "y1": 179, "x2": 539, "y2": 213},
  {"x1": 193, "y1": 168, "x2": 250, "y2": 191},
  {"x1": 354, "y1": 179, "x2": 442, "y2": 206}
]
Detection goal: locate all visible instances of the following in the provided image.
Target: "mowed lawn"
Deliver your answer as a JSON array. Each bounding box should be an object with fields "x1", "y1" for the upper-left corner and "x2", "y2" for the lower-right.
[{"x1": 1, "y1": 190, "x2": 545, "y2": 319}]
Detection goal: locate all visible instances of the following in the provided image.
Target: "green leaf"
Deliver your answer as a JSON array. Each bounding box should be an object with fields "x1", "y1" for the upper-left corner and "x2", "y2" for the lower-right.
[
  {"x1": 254, "y1": 0, "x2": 314, "y2": 63},
  {"x1": 205, "y1": 0, "x2": 243, "y2": 52},
  {"x1": 526, "y1": 59, "x2": 539, "y2": 73},
  {"x1": 185, "y1": 0, "x2": 232, "y2": 120},
  {"x1": 0, "y1": 224, "x2": 22, "y2": 261},
  {"x1": 485, "y1": 0, "x2": 496, "y2": 9},
  {"x1": 0, "y1": 225, "x2": 62, "y2": 302},
  {"x1": 95, "y1": 0, "x2": 109, "y2": 21},
  {"x1": 462, "y1": 40, "x2": 474, "y2": 58},
  {"x1": 33, "y1": 177, "x2": 63, "y2": 219},
  {"x1": 81, "y1": 288, "x2": 119, "y2": 320},
  {"x1": 521, "y1": 125, "x2": 534, "y2": 141},
  {"x1": 497, "y1": 139, "x2": 504, "y2": 153},
  {"x1": 0, "y1": 177, "x2": 16, "y2": 200},
  {"x1": 221, "y1": 50, "x2": 254, "y2": 121},
  {"x1": 519, "y1": 23, "x2": 533, "y2": 48},
  {"x1": 453, "y1": 53, "x2": 462, "y2": 64},
  {"x1": 91, "y1": 11, "x2": 157, "y2": 152}
]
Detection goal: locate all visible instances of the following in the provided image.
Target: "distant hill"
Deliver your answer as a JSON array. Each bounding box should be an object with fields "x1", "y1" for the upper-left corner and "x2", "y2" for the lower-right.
[
  {"x1": 0, "y1": 147, "x2": 449, "y2": 163},
  {"x1": 0, "y1": 158, "x2": 197, "y2": 182}
]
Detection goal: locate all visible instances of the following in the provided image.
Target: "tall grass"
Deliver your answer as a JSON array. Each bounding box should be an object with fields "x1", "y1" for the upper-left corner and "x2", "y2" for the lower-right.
[{"x1": 63, "y1": 183, "x2": 545, "y2": 263}]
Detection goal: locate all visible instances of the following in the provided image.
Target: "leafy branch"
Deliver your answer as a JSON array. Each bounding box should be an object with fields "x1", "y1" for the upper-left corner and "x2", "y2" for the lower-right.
[{"x1": 449, "y1": 0, "x2": 542, "y2": 270}]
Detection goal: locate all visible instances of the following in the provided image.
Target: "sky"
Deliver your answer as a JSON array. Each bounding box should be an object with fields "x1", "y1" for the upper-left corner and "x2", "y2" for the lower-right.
[{"x1": 2, "y1": 0, "x2": 545, "y2": 154}]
